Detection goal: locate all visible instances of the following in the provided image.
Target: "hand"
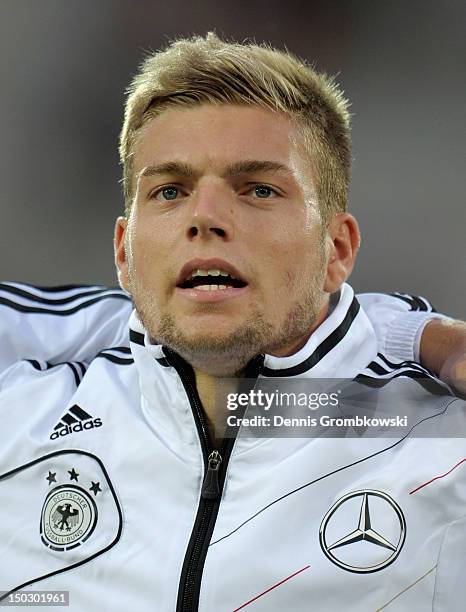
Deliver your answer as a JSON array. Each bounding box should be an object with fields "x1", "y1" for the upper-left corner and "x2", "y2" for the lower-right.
[
  {"x1": 439, "y1": 343, "x2": 466, "y2": 397},
  {"x1": 421, "y1": 319, "x2": 466, "y2": 397}
]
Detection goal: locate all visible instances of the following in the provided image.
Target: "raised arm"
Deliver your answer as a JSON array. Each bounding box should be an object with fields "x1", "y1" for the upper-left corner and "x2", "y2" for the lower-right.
[{"x1": 359, "y1": 291, "x2": 465, "y2": 394}]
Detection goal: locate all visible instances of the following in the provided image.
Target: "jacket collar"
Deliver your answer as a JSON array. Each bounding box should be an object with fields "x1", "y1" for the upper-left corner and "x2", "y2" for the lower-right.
[
  {"x1": 127, "y1": 283, "x2": 378, "y2": 452},
  {"x1": 129, "y1": 283, "x2": 377, "y2": 380},
  {"x1": 260, "y1": 283, "x2": 377, "y2": 379}
]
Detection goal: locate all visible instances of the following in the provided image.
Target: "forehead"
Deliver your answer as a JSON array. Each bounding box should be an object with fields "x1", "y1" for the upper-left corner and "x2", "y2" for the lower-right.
[{"x1": 133, "y1": 103, "x2": 309, "y2": 175}]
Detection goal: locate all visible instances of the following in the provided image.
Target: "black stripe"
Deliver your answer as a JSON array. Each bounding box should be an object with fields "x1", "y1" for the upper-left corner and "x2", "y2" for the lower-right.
[
  {"x1": 369, "y1": 362, "x2": 432, "y2": 379},
  {"x1": 261, "y1": 297, "x2": 360, "y2": 377},
  {"x1": 390, "y1": 293, "x2": 418, "y2": 310},
  {"x1": 69, "y1": 404, "x2": 93, "y2": 421},
  {"x1": 370, "y1": 362, "x2": 431, "y2": 378},
  {"x1": 390, "y1": 292, "x2": 434, "y2": 312},
  {"x1": 0, "y1": 293, "x2": 130, "y2": 316},
  {"x1": 129, "y1": 330, "x2": 170, "y2": 366},
  {"x1": 370, "y1": 359, "x2": 432, "y2": 377},
  {"x1": 97, "y1": 353, "x2": 134, "y2": 365},
  {"x1": 102, "y1": 346, "x2": 131, "y2": 354},
  {"x1": 3, "y1": 282, "x2": 118, "y2": 293},
  {"x1": 377, "y1": 353, "x2": 434, "y2": 377},
  {"x1": 358, "y1": 371, "x2": 427, "y2": 384},
  {"x1": 75, "y1": 362, "x2": 87, "y2": 378},
  {"x1": 53, "y1": 422, "x2": 65, "y2": 431},
  {"x1": 26, "y1": 359, "x2": 42, "y2": 371},
  {"x1": 355, "y1": 371, "x2": 449, "y2": 395},
  {"x1": 367, "y1": 361, "x2": 440, "y2": 385},
  {"x1": 377, "y1": 353, "x2": 406, "y2": 370},
  {"x1": 129, "y1": 329, "x2": 145, "y2": 346},
  {"x1": 65, "y1": 363, "x2": 80, "y2": 387},
  {"x1": 0, "y1": 283, "x2": 127, "y2": 306},
  {"x1": 412, "y1": 295, "x2": 428, "y2": 312},
  {"x1": 27, "y1": 361, "x2": 86, "y2": 385},
  {"x1": 421, "y1": 297, "x2": 436, "y2": 312},
  {"x1": 367, "y1": 362, "x2": 387, "y2": 375},
  {"x1": 61, "y1": 413, "x2": 79, "y2": 426}
]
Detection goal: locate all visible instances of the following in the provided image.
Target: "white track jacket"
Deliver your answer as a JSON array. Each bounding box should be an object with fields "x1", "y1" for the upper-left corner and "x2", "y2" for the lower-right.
[{"x1": 0, "y1": 282, "x2": 464, "y2": 611}]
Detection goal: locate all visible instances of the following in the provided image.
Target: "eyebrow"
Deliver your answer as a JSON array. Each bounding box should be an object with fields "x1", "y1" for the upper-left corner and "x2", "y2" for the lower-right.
[
  {"x1": 140, "y1": 161, "x2": 197, "y2": 179},
  {"x1": 139, "y1": 159, "x2": 294, "y2": 181},
  {"x1": 223, "y1": 160, "x2": 293, "y2": 178}
]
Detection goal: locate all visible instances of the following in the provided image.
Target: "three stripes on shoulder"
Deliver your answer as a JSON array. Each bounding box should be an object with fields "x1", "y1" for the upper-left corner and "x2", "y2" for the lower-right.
[
  {"x1": 0, "y1": 282, "x2": 131, "y2": 315},
  {"x1": 27, "y1": 346, "x2": 134, "y2": 389},
  {"x1": 390, "y1": 292, "x2": 436, "y2": 312}
]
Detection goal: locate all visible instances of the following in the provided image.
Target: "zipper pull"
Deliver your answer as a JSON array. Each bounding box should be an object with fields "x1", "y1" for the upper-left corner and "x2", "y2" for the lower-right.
[{"x1": 201, "y1": 450, "x2": 223, "y2": 500}]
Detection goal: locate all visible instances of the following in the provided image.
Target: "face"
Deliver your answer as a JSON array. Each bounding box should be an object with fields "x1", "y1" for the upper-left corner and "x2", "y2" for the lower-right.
[{"x1": 116, "y1": 104, "x2": 336, "y2": 375}]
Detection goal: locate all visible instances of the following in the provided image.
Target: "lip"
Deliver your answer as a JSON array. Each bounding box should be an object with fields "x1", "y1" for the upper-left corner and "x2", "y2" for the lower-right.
[
  {"x1": 175, "y1": 284, "x2": 249, "y2": 303},
  {"x1": 176, "y1": 257, "x2": 248, "y2": 287}
]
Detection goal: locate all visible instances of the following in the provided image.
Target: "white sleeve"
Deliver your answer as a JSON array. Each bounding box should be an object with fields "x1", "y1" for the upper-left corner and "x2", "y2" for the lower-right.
[
  {"x1": 0, "y1": 282, "x2": 132, "y2": 373},
  {"x1": 356, "y1": 291, "x2": 450, "y2": 362}
]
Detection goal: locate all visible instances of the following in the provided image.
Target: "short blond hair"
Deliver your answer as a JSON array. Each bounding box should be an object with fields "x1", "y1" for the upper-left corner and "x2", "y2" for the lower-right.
[{"x1": 120, "y1": 33, "x2": 351, "y2": 221}]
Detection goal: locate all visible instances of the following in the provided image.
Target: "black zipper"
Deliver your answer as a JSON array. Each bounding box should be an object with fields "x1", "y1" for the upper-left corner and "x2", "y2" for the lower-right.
[{"x1": 164, "y1": 348, "x2": 263, "y2": 612}]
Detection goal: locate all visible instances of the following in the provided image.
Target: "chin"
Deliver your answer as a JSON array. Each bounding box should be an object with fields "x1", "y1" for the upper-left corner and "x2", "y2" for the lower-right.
[
  {"x1": 178, "y1": 329, "x2": 241, "y2": 351},
  {"x1": 136, "y1": 302, "x2": 274, "y2": 368}
]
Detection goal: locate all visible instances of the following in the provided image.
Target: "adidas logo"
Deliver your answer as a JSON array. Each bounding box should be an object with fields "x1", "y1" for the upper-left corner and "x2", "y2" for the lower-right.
[{"x1": 50, "y1": 404, "x2": 102, "y2": 440}]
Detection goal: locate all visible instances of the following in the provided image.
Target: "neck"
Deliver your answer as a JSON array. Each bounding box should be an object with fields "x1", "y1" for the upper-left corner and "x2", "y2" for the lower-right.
[
  {"x1": 194, "y1": 369, "x2": 239, "y2": 447},
  {"x1": 193, "y1": 303, "x2": 329, "y2": 446},
  {"x1": 264, "y1": 302, "x2": 329, "y2": 357}
]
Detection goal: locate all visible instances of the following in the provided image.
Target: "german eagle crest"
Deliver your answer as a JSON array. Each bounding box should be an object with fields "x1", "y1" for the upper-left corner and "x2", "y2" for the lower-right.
[{"x1": 40, "y1": 467, "x2": 101, "y2": 551}]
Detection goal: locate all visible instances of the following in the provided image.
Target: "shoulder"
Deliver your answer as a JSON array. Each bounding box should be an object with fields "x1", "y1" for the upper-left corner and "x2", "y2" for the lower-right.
[{"x1": 0, "y1": 282, "x2": 132, "y2": 371}]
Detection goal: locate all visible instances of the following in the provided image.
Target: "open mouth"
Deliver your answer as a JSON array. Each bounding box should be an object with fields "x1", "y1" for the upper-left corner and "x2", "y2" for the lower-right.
[{"x1": 178, "y1": 268, "x2": 248, "y2": 291}]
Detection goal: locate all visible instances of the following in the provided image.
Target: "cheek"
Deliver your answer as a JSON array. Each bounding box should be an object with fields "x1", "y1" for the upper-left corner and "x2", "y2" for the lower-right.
[
  {"x1": 128, "y1": 216, "x2": 161, "y2": 265},
  {"x1": 127, "y1": 236, "x2": 160, "y2": 290},
  {"x1": 277, "y1": 237, "x2": 325, "y2": 290}
]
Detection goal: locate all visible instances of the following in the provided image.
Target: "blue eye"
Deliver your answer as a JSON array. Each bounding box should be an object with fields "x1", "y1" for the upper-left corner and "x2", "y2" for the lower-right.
[
  {"x1": 254, "y1": 185, "x2": 274, "y2": 198},
  {"x1": 160, "y1": 186, "x2": 179, "y2": 200}
]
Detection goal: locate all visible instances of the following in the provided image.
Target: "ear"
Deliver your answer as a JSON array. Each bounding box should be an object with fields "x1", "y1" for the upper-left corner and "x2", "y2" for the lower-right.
[
  {"x1": 324, "y1": 213, "x2": 360, "y2": 293},
  {"x1": 114, "y1": 216, "x2": 130, "y2": 292}
]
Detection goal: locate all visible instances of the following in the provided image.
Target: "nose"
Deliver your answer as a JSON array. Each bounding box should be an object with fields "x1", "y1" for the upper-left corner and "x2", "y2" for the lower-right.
[{"x1": 185, "y1": 180, "x2": 233, "y2": 241}]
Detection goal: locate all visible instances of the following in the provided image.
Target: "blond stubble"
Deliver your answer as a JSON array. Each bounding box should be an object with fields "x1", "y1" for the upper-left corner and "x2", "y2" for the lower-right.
[{"x1": 128, "y1": 250, "x2": 327, "y2": 376}]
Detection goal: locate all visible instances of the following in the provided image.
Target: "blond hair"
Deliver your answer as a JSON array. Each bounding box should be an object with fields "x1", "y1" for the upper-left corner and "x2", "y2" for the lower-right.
[{"x1": 120, "y1": 33, "x2": 351, "y2": 221}]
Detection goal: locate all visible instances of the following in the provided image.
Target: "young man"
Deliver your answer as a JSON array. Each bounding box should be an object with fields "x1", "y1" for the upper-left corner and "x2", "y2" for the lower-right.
[{"x1": 0, "y1": 34, "x2": 465, "y2": 611}]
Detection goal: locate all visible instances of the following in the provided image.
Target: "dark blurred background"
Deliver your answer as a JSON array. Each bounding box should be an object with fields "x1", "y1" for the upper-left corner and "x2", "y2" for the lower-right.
[{"x1": 0, "y1": 0, "x2": 464, "y2": 316}]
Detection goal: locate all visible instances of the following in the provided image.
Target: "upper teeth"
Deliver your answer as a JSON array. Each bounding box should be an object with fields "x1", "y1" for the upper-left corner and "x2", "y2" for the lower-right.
[{"x1": 188, "y1": 268, "x2": 234, "y2": 280}]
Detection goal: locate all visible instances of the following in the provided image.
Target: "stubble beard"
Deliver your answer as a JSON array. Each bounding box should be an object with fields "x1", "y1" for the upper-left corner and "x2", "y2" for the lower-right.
[{"x1": 128, "y1": 259, "x2": 327, "y2": 377}]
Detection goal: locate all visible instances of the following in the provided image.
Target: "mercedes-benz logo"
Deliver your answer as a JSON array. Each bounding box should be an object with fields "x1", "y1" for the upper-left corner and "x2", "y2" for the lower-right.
[{"x1": 319, "y1": 490, "x2": 406, "y2": 573}]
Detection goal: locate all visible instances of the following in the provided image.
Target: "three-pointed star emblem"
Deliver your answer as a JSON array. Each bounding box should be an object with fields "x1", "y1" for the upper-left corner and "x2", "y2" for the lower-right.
[{"x1": 319, "y1": 490, "x2": 406, "y2": 573}]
